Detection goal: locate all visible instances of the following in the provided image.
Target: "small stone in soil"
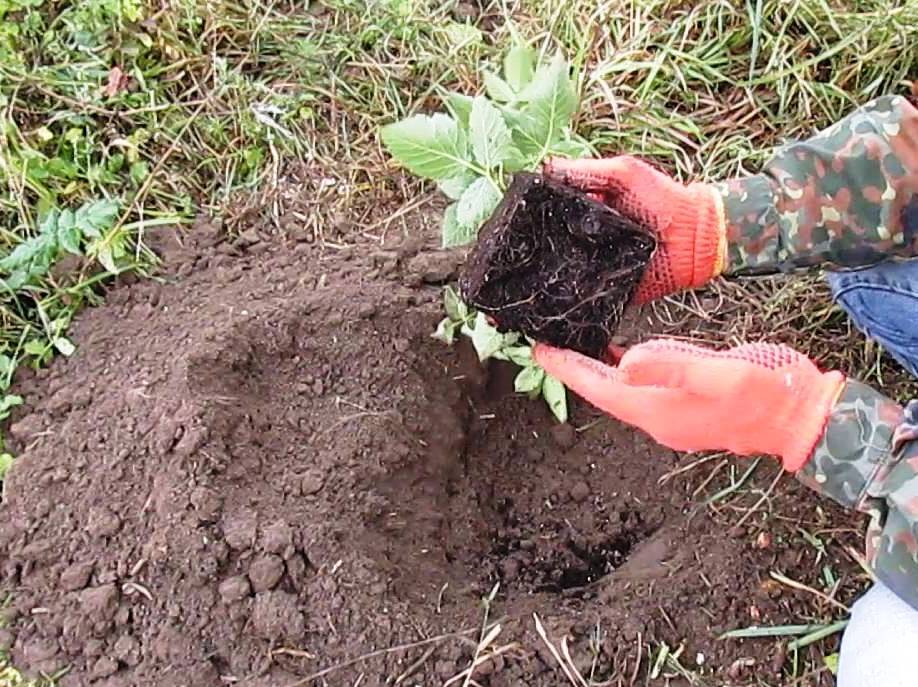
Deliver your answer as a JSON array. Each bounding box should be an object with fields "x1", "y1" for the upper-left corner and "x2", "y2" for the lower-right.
[
  {"x1": 251, "y1": 591, "x2": 305, "y2": 641},
  {"x1": 569, "y1": 481, "x2": 591, "y2": 503},
  {"x1": 261, "y1": 520, "x2": 293, "y2": 554},
  {"x1": 91, "y1": 655, "x2": 119, "y2": 679},
  {"x1": 550, "y1": 423, "x2": 576, "y2": 450},
  {"x1": 222, "y1": 508, "x2": 258, "y2": 550},
  {"x1": 60, "y1": 561, "x2": 94, "y2": 591},
  {"x1": 248, "y1": 554, "x2": 285, "y2": 592},
  {"x1": 219, "y1": 576, "x2": 252, "y2": 603},
  {"x1": 80, "y1": 584, "x2": 119, "y2": 621},
  {"x1": 300, "y1": 469, "x2": 324, "y2": 495}
]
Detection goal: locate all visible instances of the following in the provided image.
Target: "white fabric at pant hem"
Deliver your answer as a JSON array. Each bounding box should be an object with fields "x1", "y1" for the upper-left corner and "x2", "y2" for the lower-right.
[{"x1": 837, "y1": 581, "x2": 918, "y2": 687}]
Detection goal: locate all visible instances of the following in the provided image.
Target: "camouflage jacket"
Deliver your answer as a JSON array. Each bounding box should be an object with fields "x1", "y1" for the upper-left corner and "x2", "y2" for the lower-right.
[{"x1": 717, "y1": 95, "x2": 918, "y2": 609}]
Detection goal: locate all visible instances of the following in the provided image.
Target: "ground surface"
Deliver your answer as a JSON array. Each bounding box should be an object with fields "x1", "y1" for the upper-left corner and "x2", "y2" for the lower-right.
[
  {"x1": 2, "y1": 1, "x2": 916, "y2": 686},
  {"x1": 0, "y1": 193, "x2": 869, "y2": 686}
]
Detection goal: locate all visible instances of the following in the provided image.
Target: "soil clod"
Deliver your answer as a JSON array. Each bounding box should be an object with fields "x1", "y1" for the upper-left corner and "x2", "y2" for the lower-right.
[{"x1": 460, "y1": 172, "x2": 656, "y2": 358}]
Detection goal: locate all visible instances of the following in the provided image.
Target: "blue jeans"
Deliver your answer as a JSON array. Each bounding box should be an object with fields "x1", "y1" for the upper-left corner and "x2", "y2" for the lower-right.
[{"x1": 827, "y1": 259, "x2": 918, "y2": 377}]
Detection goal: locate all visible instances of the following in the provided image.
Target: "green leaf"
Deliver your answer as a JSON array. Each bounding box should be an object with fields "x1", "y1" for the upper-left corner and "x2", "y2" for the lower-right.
[
  {"x1": 548, "y1": 137, "x2": 593, "y2": 158},
  {"x1": 504, "y1": 43, "x2": 536, "y2": 93},
  {"x1": 542, "y1": 373, "x2": 568, "y2": 423},
  {"x1": 130, "y1": 160, "x2": 150, "y2": 185},
  {"x1": 432, "y1": 317, "x2": 456, "y2": 345},
  {"x1": 469, "y1": 97, "x2": 516, "y2": 170},
  {"x1": 95, "y1": 243, "x2": 118, "y2": 273},
  {"x1": 444, "y1": 92, "x2": 474, "y2": 129},
  {"x1": 456, "y1": 177, "x2": 501, "y2": 233},
  {"x1": 0, "y1": 394, "x2": 23, "y2": 419},
  {"x1": 438, "y1": 172, "x2": 476, "y2": 201},
  {"x1": 54, "y1": 337, "x2": 75, "y2": 356},
  {"x1": 469, "y1": 312, "x2": 518, "y2": 361},
  {"x1": 57, "y1": 215, "x2": 82, "y2": 255},
  {"x1": 0, "y1": 453, "x2": 12, "y2": 480},
  {"x1": 515, "y1": 54, "x2": 578, "y2": 157},
  {"x1": 76, "y1": 199, "x2": 120, "y2": 236},
  {"x1": 824, "y1": 653, "x2": 839, "y2": 675},
  {"x1": 442, "y1": 202, "x2": 475, "y2": 248},
  {"x1": 483, "y1": 71, "x2": 516, "y2": 103},
  {"x1": 445, "y1": 22, "x2": 482, "y2": 46},
  {"x1": 502, "y1": 345, "x2": 533, "y2": 367},
  {"x1": 515, "y1": 365, "x2": 545, "y2": 395},
  {"x1": 443, "y1": 285, "x2": 468, "y2": 322},
  {"x1": 380, "y1": 113, "x2": 469, "y2": 181},
  {"x1": 23, "y1": 340, "x2": 46, "y2": 356}
]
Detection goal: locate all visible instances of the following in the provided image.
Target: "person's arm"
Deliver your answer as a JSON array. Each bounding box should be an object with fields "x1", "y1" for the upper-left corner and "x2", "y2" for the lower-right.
[
  {"x1": 533, "y1": 339, "x2": 918, "y2": 610},
  {"x1": 543, "y1": 94, "x2": 918, "y2": 299},
  {"x1": 798, "y1": 384, "x2": 918, "y2": 608},
  {"x1": 720, "y1": 95, "x2": 918, "y2": 275}
]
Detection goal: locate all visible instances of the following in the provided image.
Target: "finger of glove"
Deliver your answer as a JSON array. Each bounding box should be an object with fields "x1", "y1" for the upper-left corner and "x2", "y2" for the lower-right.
[
  {"x1": 533, "y1": 343, "x2": 668, "y2": 422},
  {"x1": 542, "y1": 157, "x2": 633, "y2": 192}
]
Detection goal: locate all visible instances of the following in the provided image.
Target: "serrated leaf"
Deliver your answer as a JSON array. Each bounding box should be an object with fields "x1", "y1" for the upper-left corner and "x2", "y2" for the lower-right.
[
  {"x1": 57, "y1": 214, "x2": 82, "y2": 255},
  {"x1": 542, "y1": 373, "x2": 568, "y2": 423},
  {"x1": 504, "y1": 43, "x2": 536, "y2": 93},
  {"x1": 515, "y1": 54, "x2": 578, "y2": 157},
  {"x1": 442, "y1": 202, "x2": 476, "y2": 248},
  {"x1": 456, "y1": 177, "x2": 501, "y2": 233},
  {"x1": 380, "y1": 113, "x2": 469, "y2": 181},
  {"x1": 483, "y1": 71, "x2": 516, "y2": 103},
  {"x1": 515, "y1": 365, "x2": 545, "y2": 394},
  {"x1": 438, "y1": 172, "x2": 476, "y2": 201},
  {"x1": 76, "y1": 199, "x2": 120, "y2": 237},
  {"x1": 444, "y1": 92, "x2": 474, "y2": 129},
  {"x1": 432, "y1": 317, "x2": 456, "y2": 345},
  {"x1": 54, "y1": 337, "x2": 75, "y2": 356},
  {"x1": 469, "y1": 97, "x2": 516, "y2": 169}
]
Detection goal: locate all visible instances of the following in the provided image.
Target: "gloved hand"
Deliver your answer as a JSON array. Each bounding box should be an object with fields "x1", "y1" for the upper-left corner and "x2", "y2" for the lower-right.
[
  {"x1": 542, "y1": 156, "x2": 727, "y2": 304},
  {"x1": 534, "y1": 339, "x2": 846, "y2": 472}
]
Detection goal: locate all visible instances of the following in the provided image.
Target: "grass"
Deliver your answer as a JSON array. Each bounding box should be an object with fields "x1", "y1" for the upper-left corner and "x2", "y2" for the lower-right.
[{"x1": 0, "y1": 0, "x2": 916, "y2": 683}]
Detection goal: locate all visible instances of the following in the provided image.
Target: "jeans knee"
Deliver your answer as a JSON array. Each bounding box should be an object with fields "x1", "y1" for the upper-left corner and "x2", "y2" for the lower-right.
[{"x1": 826, "y1": 261, "x2": 918, "y2": 377}]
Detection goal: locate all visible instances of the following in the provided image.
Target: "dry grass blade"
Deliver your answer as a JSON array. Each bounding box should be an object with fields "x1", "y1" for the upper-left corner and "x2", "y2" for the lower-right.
[
  {"x1": 533, "y1": 613, "x2": 587, "y2": 687},
  {"x1": 770, "y1": 571, "x2": 850, "y2": 613}
]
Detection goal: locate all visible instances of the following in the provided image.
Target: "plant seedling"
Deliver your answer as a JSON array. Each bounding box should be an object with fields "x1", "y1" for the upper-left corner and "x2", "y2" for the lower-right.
[
  {"x1": 381, "y1": 42, "x2": 644, "y2": 421},
  {"x1": 459, "y1": 172, "x2": 655, "y2": 358}
]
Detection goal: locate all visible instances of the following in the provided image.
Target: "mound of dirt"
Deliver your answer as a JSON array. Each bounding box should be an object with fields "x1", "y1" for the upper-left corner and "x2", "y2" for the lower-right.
[{"x1": 0, "y1": 213, "x2": 840, "y2": 686}]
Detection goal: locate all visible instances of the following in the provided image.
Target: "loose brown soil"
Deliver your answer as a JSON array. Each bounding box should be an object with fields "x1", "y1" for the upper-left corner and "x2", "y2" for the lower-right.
[
  {"x1": 460, "y1": 173, "x2": 655, "y2": 358},
  {"x1": 0, "y1": 207, "x2": 858, "y2": 686}
]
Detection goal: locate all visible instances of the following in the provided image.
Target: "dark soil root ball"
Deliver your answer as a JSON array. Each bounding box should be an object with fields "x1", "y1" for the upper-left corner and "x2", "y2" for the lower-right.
[{"x1": 459, "y1": 172, "x2": 656, "y2": 359}]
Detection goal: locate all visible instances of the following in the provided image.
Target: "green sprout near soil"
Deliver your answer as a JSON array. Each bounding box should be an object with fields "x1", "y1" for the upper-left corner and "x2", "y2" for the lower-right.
[{"x1": 381, "y1": 43, "x2": 588, "y2": 422}]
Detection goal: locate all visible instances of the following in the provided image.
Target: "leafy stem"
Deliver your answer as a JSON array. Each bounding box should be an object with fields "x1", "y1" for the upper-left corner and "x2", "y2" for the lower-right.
[{"x1": 380, "y1": 41, "x2": 581, "y2": 423}]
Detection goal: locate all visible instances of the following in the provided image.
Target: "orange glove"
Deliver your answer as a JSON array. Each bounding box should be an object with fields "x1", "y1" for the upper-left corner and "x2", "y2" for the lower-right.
[
  {"x1": 542, "y1": 156, "x2": 728, "y2": 304},
  {"x1": 534, "y1": 339, "x2": 846, "y2": 472}
]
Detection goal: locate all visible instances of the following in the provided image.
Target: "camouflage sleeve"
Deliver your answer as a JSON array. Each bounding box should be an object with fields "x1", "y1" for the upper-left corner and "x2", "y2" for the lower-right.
[
  {"x1": 716, "y1": 95, "x2": 918, "y2": 275},
  {"x1": 797, "y1": 381, "x2": 918, "y2": 610}
]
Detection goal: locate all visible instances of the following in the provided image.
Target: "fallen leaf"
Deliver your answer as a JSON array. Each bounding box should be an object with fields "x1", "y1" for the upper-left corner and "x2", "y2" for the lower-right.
[{"x1": 103, "y1": 66, "x2": 130, "y2": 98}]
